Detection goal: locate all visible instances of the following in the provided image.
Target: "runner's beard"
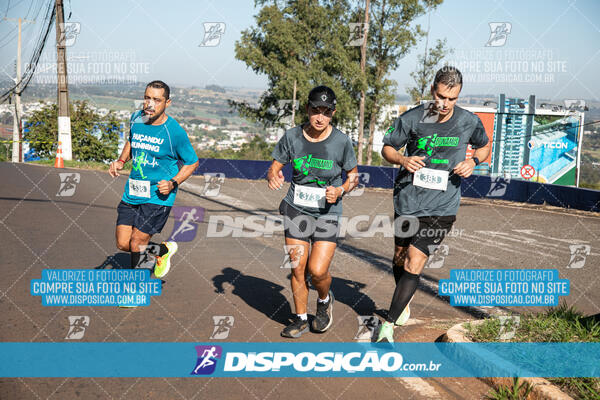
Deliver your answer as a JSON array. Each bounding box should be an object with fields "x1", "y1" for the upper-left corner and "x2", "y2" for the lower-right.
[{"x1": 142, "y1": 109, "x2": 163, "y2": 124}]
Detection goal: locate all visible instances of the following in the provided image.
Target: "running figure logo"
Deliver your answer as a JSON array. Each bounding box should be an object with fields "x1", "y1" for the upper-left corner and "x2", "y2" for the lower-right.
[
  {"x1": 293, "y1": 155, "x2": 311, "y2": 176},
  {"x1": 348, "y1": 172, "x2": 369, "y2": 197},
  {"x1": 137, "y1": 243, "x2": 161, "y2": 269},
  {"x1": 346, "y1": 23, "x2": 368, "y2": 46},
  {"x1": 191, "y1": 345, "x2": 222, "y2": 375},
  {"x1": 132, "y1": 152, "x2": 147, "y2": 179},
  {"x1": 564, "y1": 99, "x2": 586, "y2": 112},
  {"x1": 425, "y1": 244, "x2": 449, "y2": 269},
  {"x1": 65, "y1": 316, "x2": 89, "y2": 339},
  {"x1": 420, "y1": 101, "x2": 440, "y2": 123},
  {"x1": 203, "y1": 173, "x2": 225, "y2": 197},
  {"x1": 133, "y1": 100, "x2": 144, "y2": 110},
  {"x1": 57, "y1": 173, "x2": 81, "y2": 197},
  {"x1": 486, "y1": 22, "x2": 512, "y2": 47},
  {"x1": 168, "y1": 206, "x2": 205, "y2": 242},
  {"x1": 199, "y1": 23, "x2": 226, "y2": 47},
  {"x1": 416, "y1": 135, "x2": 436, "y2": 156},
  {"x1": 282, "y1": 244, "x2": 305, "y2": 269},
  {"x1": 210, "y1": 316, "x2": 234, "y2": 339},
  {"x1": 59, "y1": 22, "x2": 81, "y2": 47},
  {"x1": 354, "y1": 316, "x2": 380, "y2": 342},
  {"x1": 498, "y1": 316, "x2": 520, "y2": 341},
  {"x1": 486, "y1": 176, "x2": 510, "y2": 197},
  {"x1": 567, "y1": 244, "x2": 591, "y2": 269}
]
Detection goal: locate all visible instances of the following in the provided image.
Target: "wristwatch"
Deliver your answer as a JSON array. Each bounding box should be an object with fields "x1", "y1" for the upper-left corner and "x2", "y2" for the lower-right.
[
  {"x1": 472, "y1": 157, "x2": 481, "y2": 166},
  {"x1": 339, "y1": 187, "x2": 345, "y2": 196},
  {"x1": 169, "y1": 179, "x2": 179, "y2": 190}
]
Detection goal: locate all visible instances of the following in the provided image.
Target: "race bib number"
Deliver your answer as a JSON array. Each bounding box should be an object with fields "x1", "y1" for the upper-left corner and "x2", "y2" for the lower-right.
[
  {"x1": 413, "y1": 168, "x2": 449, "y2": 191},
  {"x1": 294, "y1": 185, "x2": 326, "y2": 208},
  {"x1": 129, "y1": 179, "x2": 150, "y2": 198}
]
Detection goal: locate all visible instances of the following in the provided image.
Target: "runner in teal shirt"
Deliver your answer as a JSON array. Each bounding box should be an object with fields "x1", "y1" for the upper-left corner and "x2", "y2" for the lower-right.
[
  {"x1": 122, "y1": 109, "x2": 198, "y2": 207},
  {"x1": 109, "y1": 81, "x2": 199, "y2": 289}
]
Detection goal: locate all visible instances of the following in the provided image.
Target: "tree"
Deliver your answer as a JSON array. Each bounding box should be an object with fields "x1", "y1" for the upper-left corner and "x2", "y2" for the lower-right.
[
  {"x1": 408, "y1": 39, "x2": 452, "y2": 103},
  {"x1": 363, "y1": 0, "x2": 443, "y2": 165},
  {"x1": 24, "y1": 101, "x2": 121, "y2": 162},
  {"x1": 231, "y1": 0, "x2": 363, "y2": 130},
  {"x1": 407, "y1": 3, "x2": 452, "y2": 103}
]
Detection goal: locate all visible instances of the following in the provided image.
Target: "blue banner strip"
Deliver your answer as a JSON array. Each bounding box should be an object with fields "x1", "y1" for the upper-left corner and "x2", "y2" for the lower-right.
[
  {"x1": 192, "y1": 158, "x2": 600, "y2": 212},
  {"x1": 1, "y1": 342, "x2": 598, "y2": 378}
]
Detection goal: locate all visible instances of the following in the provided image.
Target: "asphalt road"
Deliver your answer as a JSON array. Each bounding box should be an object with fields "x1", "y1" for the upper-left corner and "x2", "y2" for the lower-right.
[{"x1": 1, "y1": 162, "x2": 599, "y2": 399}]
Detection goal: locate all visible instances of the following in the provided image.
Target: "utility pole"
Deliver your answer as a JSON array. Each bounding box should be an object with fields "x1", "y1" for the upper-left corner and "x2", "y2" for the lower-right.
[
  {"x1": 55, "y1": 0, "x2": 72, "y2": 160},
  {"x1": 291, "y1": 79, "x2": 297, "y2": 128},
  {"x1": 4, "y1": 17, "x2": 34, "y2": 162},
  {"x1": 357, "y1": 0, "x2": 370, "y2": 165}
]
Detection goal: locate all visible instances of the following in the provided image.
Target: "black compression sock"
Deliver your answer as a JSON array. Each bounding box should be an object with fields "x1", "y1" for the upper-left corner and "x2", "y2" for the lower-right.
[
  {"x1": 130, "y1": 251, "x2": 141, "y2": 268},
  {"x1": 393, "y1": 263, "x2": 405, "y2": 284},
  {"x1": 386, "y1": 271, "x2": 419, "y2": 323}
]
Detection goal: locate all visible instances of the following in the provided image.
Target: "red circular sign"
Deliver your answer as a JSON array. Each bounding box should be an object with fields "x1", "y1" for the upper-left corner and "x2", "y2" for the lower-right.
[{"x1": 521, "y1": 164, "x2": 535, "y2": 179}]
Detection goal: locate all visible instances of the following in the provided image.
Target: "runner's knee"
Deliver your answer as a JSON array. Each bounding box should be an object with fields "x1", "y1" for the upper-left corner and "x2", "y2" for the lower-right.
[
  {"x1": 310, "y1": 269, "x2": 330, "y2": 283},
  {"x1": 405, "y1": 252, "x2": 427, "y2": 275},
  {"x1": 116, "y1": 239, "x2": 130, "y2": 252},
  {"x1": 129, "y1": 232, "x2": 150, "y2": 252}
]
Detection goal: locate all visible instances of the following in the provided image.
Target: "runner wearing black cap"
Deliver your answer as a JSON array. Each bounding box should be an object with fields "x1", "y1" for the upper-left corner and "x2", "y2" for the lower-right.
[
  {"x1": 267, "y1": 85, "x2": 359, "y2": 338},
  {"x1": 377, "y1": 67, "x2": 491, "y2": 342}
]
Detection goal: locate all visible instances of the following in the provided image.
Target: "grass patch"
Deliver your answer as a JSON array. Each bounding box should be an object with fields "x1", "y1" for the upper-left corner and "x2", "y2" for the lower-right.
[
  {"x1": 485, "y1": 377, "x2": 534, "y2": 400},
  {"x1": 466, "y1": 303, "x2": 600, "y2": 399},
  {"x1": 29, "y1": 159, "x2": 131, "y2": 171}
]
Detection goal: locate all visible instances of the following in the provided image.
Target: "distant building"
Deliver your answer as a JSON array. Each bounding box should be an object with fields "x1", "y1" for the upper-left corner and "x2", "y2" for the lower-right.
[{"x1": 490, "y1": 94, "x2": 536, "y2": 177}]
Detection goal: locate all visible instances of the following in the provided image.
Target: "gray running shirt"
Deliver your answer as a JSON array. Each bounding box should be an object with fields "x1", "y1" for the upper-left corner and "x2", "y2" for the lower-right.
[
  {"x1": 383, "y1": 104, "x2": 488, "y2": 217},
  {"x1": 272, "y1": 125, "x2": 358, "y2": 217}
]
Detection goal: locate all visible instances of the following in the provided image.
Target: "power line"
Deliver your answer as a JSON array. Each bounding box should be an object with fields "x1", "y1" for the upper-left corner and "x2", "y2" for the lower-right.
[{"x1": 0, "y1": 0, "x2": 54, "y2": 103}]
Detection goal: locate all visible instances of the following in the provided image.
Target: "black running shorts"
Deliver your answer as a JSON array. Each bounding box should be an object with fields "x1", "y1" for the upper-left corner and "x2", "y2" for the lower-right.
[
  {"x1": 394, "y1": 213, "x2": 456, "y2": 256},
  {"x1": 279, "y1": 200, "x2": 339, "y2": 243},
  {"x1": 116, "y1": 201, "x2": 172, "y2": 235}
]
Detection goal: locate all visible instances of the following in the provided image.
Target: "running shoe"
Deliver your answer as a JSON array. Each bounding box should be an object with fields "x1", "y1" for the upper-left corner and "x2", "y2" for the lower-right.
[
  {"x1": 395, "y1": 305, "x2": 410, "y2": 326},
  {"x1": 312, "y1": 290, "x2": 334, "y2": 332},
  {"x1": 377, "y1": 321, "x2": 395, "y2": 343},
  {"x1": 154, "y1": 241, "x2": 178, "y2": 278},
  {"x1": 281, "y1": 316, "x2": 309, "y2": 338}
]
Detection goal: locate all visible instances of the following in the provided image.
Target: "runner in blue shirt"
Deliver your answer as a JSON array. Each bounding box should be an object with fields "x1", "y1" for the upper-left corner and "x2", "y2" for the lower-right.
[{"x1": 109, "y1": 80, "x2": 199, "y2": 281}]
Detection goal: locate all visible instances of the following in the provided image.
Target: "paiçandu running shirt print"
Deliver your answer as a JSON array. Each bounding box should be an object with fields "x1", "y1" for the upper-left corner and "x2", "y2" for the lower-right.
[{"x1": 122, "y1": 110, "x2": 199, "y2": 207}]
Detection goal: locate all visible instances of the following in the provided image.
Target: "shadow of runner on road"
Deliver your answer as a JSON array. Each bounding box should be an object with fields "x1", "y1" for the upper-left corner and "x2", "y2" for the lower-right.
[
  {"x1": 328, "y1": 276, "x2": 377, "y2": 317},
  {"x1": 94, "y1": 253, "x2": 131, "y2": 269},
  {"x1": 93, "y1": 252, "x2": 160, "y2": 283},
  {"x1": 212, "y1": 267, "x2": 292, "y2": 325}
]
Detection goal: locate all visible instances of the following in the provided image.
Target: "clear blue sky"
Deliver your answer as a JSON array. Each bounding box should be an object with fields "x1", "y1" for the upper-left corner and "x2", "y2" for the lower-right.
[{"x1": 1, "y1": 0, "x2": 599, "y2": 101}]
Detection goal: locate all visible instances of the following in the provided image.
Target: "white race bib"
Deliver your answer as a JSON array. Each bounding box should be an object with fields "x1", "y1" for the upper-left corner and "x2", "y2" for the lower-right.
[
  {"x1": 294, "y1": 185, "x2": 326, "y2": 208},
  {"x1": 413, "y1": 168, "x2": 449, "y2": 191},
  {"x1": 129, "y1": 178, "x2": 151, "y2": 198}
]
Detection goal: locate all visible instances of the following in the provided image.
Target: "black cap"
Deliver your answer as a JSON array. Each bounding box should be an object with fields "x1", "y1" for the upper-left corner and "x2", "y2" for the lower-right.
[{"x1": 308, "y1": 85, "x2": 337, "y2": 110}]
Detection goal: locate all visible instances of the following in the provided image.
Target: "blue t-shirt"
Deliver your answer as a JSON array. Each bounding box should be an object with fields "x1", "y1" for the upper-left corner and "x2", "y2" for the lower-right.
[{"x1": 122, "y1": 111, "x2": 198, "y2": 206}]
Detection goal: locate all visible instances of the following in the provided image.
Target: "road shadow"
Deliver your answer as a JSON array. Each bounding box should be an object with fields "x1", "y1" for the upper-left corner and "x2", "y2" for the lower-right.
[
  {"x1": 212, "y1": 267, "x2": 292, "y2": 325},
  {"x1": 329, "y1": 276, "x2": 377, "y2": 317},
  {"x1": 94, "y1": 253, "x2": 131, "y2": 269},
  {"x1": 212, "y1": 268, "x2": 378, "y2": 327},
  {"x1": 93, "y1": 252, "x2": 158, "y2": 282}
]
